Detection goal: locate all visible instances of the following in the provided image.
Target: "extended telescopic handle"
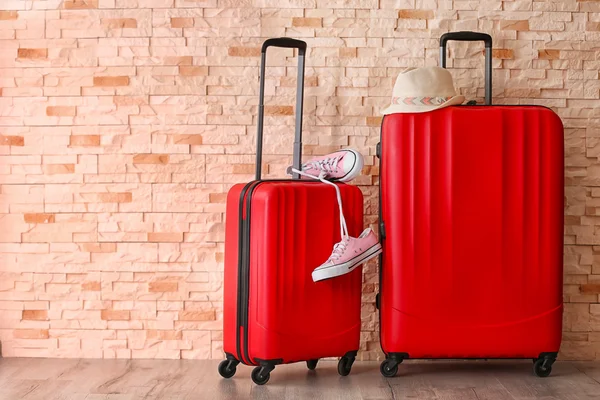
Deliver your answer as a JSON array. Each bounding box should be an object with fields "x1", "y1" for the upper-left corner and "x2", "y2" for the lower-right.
[
  {"x1": 439, "y1": 31, "x2": 493, "y2": 105},
  {"x1": 256, "y1": 38, "x2": 307, "y2": 180},
  {"x1": 262, "y1": 38, "x2": 307, "y2": 55}
]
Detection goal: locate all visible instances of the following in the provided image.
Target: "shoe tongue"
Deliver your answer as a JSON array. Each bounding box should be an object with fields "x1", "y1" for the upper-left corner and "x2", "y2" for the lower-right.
[{"x1": 332, "y1": 154, "x2": 345, "y2": 170}]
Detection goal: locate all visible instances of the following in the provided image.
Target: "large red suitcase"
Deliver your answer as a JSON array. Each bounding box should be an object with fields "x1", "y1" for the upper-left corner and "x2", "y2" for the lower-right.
[
  {"x1": 377, "y1": 32, "x2": 564, "y2": 378},
  {"x1": 219, "y1": 38, "x2": 364, "y2": 385}
]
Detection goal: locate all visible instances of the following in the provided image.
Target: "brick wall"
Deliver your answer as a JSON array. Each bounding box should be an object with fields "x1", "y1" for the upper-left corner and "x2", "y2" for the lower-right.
[{"x1": 0, "y1": 0, "x2": 598, "y2": 360}]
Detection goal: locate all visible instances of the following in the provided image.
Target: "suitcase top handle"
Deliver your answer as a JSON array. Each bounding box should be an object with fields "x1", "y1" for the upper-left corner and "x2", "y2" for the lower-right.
[
  {"x1": 439, "y1": 31, "x2": 493, "y2": 106},
  {"x1": 262, "y1": 38, "x2": 307, "y2": 56},
  {"x1": 256, "y1": 38, "x2": 307, "y2": 181}
]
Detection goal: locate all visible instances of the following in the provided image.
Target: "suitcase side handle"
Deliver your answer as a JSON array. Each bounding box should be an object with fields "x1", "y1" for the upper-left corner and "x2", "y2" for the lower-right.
[
  {"x1": 439, "y1": 31, "x2": 493, "y2": 106},
  {"x1": 256, "y1": 38, "x2": 307, "y2": 180}
]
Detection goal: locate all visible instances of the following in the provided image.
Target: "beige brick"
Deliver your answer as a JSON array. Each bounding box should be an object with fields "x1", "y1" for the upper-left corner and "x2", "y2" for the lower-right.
[
  {"x1": 366, "y1": 116, "x2": 382, "y2": 126},
  {"x1": 133, "y1": 154, "x2": 169, "y2": 164},
  {"x1": 228, "y1": 47, "x2": 261, "y2": 57},
  {"x1": 339, "y1": 47, "x2": 357, "y2": 58},
  {"x1": 101, "y1": 310, "x2": 129, "y2": 320},
  {"x1": 171, "y1": 17, "x2": 194, "y2": 28},
  {"x1": 264, "y1": 105, "x2": 293, "y2": 116},
  {"x1": 17, "y1": 48, "x2": 47, "y2": 59},
  {"x1": 46, "y1": 106, "x2": 76, "y2": 116},
  {"x1": 43, "y1": 164, "x2": 75, "y2": 175},
  {"x1": 24, "y1": 213, "x2": 55, "y2": 224},
  {"x1": 22, "y1": 310, "x2": 48, "y2": 320},
  {"x1": 504, "y1": 88, "x2": 542, "y2": 97},
  {"x1": 231, "y1": 164, "x2": 255, "y2": 174},
  {"x1": 163, "y1": 56, "x2": 192, "y2": 65},
  {"x1": 500, "y1": 20, "x2": 529, "y2": 31},
  {"x1": 363, "y1": 165, "x2": 379, "y2": 176},
  {"x1": 147, "y1": 330, "x2": 182, "y2": 340},
  {"x1": 63, "y1": 0, "x2": 98, "y2": 9},
  {"x1": 102, "y1": 18, "x2": 137, "y2": 29},
  {"x1": 93, "y1": 76, "x2": 130, "y2": 87},
  {"x1": 587, "y1": 22, "x2": 600, "y2": 32},
  {"x1": 398, "y1": 9, "x2": 434, "y2": 19},
  {"x1": 14, "y1": 329, "x2": 49, "y2": 339},
  {"x1": 70, "y1": 135, "x2": 101, "y2": 147},
  {"x1": 281, "y1": 76, "x2": 318, "y2": 87},
  {"x1": 179, "y1": 66, "x2": 209, "y2": 76},
  {"x1": 292, "y1": 17, "x2": 322, "y2": 27},
  {"x1": 172, "y1": 134, "x2": 203, "y2": 145},
  {"x1": 82, "y1": 243, "x2": 117, "y2": 253},
  {"x1": 95, "y1": 193, "x2": 132, "y2": 203},
  {"x1": 82, "y1": 281, "x2": 101, "y2": 291},
  {"x1": 179, "y1": 310, "x2": 215, "y2": 321},
  {"x1": 149, "y1": 282, "x2": 178, "y2": 292},
  {"x1": 148, "y1": 232, "x2": 183, "y2": 243},
  {"x1": 539, "y1": 50, "x2": 561, "y2": 60},
  {"x1": 209, "y1": 193, "x2": 227, "y2": 203},
  {"x1": 491, "y1": 49, "x2": 514, "y2": 59}
]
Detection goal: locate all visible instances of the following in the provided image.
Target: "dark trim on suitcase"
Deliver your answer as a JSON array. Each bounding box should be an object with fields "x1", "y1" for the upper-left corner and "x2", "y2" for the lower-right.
[
  {"x1": 376, "y1": 115, "x2": 386, "y2": 353},
  {"x1": 240, "y1": 180, "x2": 265, "y2": 365},
  {"x1": 385, "y1": 352, "x2": 558, "y2": 361},
  {"x1": 254, "y1": 357, "x2": 284, "y2": 366},
  {"x1": 236, "y1": 181, "x2": 261, "y2": 364}
]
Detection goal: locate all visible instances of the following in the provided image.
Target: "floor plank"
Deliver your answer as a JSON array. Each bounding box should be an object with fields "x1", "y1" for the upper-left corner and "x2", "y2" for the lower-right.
[{"x1": 0, "y1": 359, "x2": 598, "y2": 400}]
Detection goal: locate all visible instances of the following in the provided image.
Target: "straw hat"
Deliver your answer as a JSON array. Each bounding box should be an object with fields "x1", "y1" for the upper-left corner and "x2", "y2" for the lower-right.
[{"x1": 382, "y1": 66, "x2": 465, "y2": 114}]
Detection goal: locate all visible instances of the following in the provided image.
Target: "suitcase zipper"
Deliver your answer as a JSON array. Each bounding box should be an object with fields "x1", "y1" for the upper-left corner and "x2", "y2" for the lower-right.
[
  {"x1": 236, "y1": 180, "x2": 261, "y2": 365},
  {"x1": 240, "y1": 181, "x2": 265, "y2": 365},
  {"x1": 377, "y1": 116, "x2": 386, "y2": 354}
]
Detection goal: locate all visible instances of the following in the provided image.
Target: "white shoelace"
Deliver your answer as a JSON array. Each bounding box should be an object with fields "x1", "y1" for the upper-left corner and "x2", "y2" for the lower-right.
[
  {"x1": 328, "y1": 239, "x2": 349, "y2": 263},
  {"x1": 291, "y1": 168, "x2": 349, "y2": 241},
  {"x1": 303, "y1": 155, "x2": 343, "y2": 174}
]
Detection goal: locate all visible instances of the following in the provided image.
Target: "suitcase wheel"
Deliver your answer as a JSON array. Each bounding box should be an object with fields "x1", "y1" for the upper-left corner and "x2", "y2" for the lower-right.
[
  {"x1": 251, "y1": 366, "x2": 272, "y2": 385},
  {"x1": 337, "y1": 355, "x2": 355, "y2": 376},
  {"x1": 533, "y1": 358, "x2": 554, "y2": 378},
  {"x1": 218, "y1": 359, "x2": 238, "y2": 379},
  {"x1": 380, "y1": 359, "x2": 399, "y2": 378},
  {"x1": 306, "y1": 359, "x2": 318, "y2": 370}
]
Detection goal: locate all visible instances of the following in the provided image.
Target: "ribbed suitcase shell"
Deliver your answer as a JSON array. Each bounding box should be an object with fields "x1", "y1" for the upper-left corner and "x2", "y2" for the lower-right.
[
  {"x1": 379, "y1": 106, "x2": 564, "y2": 359},
  {"x1": 224, "y1": 180, "x2": 364, "y2": 365}
]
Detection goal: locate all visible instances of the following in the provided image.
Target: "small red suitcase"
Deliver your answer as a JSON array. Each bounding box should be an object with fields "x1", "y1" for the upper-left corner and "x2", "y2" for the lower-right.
[
  {"x1": 377, "y1": 32, "x2": 564, "y2": 378},
  {"x1": 219, "y1": 38, "x2": 364, "y2": 385}
]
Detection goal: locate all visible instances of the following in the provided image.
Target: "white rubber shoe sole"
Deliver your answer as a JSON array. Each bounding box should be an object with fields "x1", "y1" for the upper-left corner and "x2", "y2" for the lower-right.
[{"x1": 312, "y1": 242, "x2": 382, "y2": 282}]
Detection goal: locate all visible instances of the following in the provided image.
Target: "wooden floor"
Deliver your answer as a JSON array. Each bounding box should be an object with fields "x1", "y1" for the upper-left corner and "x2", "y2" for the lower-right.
[{"x1": 0, "y1": 358, "x2": 599, "y2": 399}]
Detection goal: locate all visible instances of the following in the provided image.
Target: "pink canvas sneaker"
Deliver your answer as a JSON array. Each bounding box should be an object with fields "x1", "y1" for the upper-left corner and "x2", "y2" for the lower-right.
[
  {"x1": 287, "y1": 149, "x2": 364, "y2": 182},
  {"x1": 312, "y1": 228, "x2": 382, "y2": 282}
]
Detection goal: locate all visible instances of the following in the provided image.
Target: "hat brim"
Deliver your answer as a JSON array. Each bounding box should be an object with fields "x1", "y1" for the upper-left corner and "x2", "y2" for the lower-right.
[{"x1": 381, "y1": 95, "x2": 465, "y2": 115}]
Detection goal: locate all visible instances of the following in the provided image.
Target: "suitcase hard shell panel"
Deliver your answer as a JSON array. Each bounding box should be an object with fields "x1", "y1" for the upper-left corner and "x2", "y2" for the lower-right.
[
  {"x1": 379, "y1": 106, "x2": 564, "y2": 359},
  {"x1": 224, "y1": 180, "x2": 364, "y2": 365}
]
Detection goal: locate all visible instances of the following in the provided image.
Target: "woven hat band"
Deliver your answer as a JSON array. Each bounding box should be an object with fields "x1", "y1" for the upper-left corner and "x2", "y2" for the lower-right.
[{"x1": 391, "y1": 96, "x2": 455, "y2": 106}]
